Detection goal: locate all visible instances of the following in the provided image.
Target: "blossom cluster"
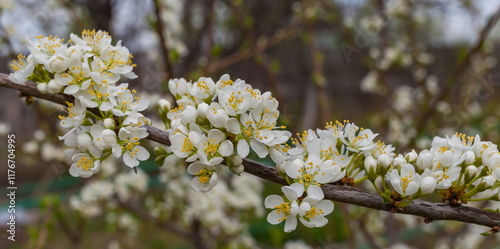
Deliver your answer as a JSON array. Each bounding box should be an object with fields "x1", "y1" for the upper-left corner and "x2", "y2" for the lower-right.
[
  {"x1": 267, "y1": 121, "x2": 394, "y2": 232},
  {"x1": 9, "y1": 30, "x2": 150, "y2": 177},
  {"x1": 385, "y1": 133, "x2": 500, "y2": 203},
  {"x1": 160, "y1": 74, "x2": 291, "y2": 192}
]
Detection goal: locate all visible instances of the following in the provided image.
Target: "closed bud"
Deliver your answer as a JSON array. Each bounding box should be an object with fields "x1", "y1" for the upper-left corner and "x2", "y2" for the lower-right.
[
  {"x1": 393, "y1": 154, "x2": 407, "y2": 167},
  {"x1": 420, "y1": 176, "x2": 437, "y2": 194},
  {"x1": 276, "y1": 163, "x2": 285, "y2": 174},
  {"x1": 481, "y1": 175, "x2": 496, "y2": 189},
  {"x1": 154, "y1": 146, "x2": 167, "y2": 156},
  {"x1": 377, "y1": 154, "x2": 392, "y2": 168},
  {"x1": 230, "y1": 155, "x2": 243, "y2": 166},
  {"x1": 464, "y1": 165, "x2": 477, "y2": 183},
  {"x1": 103, "y1": 118, "x2": 115, "y2": 130},
  {"x1": 197, "y1": 103, "x2": 209, "y2": 118},
  {"x1": 181, "y1": 105, "x2": 197, "y2": 124},
  {"x1": 158, "y1": 99, "x2": 171, "y2": 112},
  {"x1": 232, "y1": 164, "x2": 244, "y2": 175},
  {"x1": 77, "y1": 133, "x2": 93, "y2": 150},
  {"x1": 48, "y1": 79, "x2": 62, "y2": 93},
  {"x1": 364, "y1": 156, "x2": 377, "y2": 180},
  {"x1": 405, "y1": 149, "x2": 418, "y2": 163},
  {"x1": 416, "y1": 150, "x2": 433, "y2": 170},
  {"x1": 463, "y1": 151, "x2": 476, "y2": 165},
  {"x1": 37, "y1": 83, "x2": 48, "y2": 93}
]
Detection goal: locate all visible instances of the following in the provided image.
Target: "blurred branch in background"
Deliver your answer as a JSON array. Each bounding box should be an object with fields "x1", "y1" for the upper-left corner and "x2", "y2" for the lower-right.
[{"x1": 409, "y1": 3, "x2": 500, "y2": 150}]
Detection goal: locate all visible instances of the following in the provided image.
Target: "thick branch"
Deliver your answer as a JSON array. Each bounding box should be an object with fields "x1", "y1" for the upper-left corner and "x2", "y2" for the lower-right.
[{"x1": 1, "y1": 73, "x2": 499, "y2": 229}]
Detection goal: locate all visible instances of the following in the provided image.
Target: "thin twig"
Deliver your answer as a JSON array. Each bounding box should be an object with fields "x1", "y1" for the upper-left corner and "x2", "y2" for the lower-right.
[
  {"x1": 153, "y1": 0, "x2": 173, "y2": 80},
  {"x1": 206, "y1": 21, "x2": 300, "y2": 74},
  {"x1": 409, "y1": 5, "x2": 500, "y2": 149},
  {"x1": 202, "y1": 0, "x2": 217, "y2": 76},
  {"x1": 225, "y1": 0, "x2": 288, "y2": 109},
  {"x1": 1, "y1": 73, "x2": 500, "y2": 229}
]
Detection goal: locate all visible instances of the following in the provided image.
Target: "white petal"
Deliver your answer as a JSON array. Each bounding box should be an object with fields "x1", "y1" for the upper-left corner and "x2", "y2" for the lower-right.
[
  {"x1": 225, "y1": 118, "x2": 241, "y2": 134},
  {"x1": 315, "y1": 200, "x2": 334, "y2": 215},
  {"x1": 218, "y1": 140, "x2": 233, "y2": 157},
  {"x1": 135, "y1": 146, "x2": 150, "y2": 160},
  {"x1": 264, "y1": 195, "x2": 284, "y2": 208},
  {"x1": 250, "y1": 139, "x2": 268, "y2": 158},
  {"x1": 284, "y1": 216, "x2": 297, "y2": 233},
  {"x1": 237, "y1": 140, "x2": 250, "y2": 158},
  {"x1": 282, "y1": 186, "x2": 299, "y2": 202},
  {"x1": 307, "y1": 185, "x2": 324, "y2": 201},
  {"x1": 64, "y1": 84, "x2": 79, "y2": 95},
  {"x1": 285, "y1": 159, "x2": 303, "y2": 179},
  {"x1": 405, "y1": 181, "x2": 419, "y2": 196},
  {"x1": 267, "y1": 210, "x2": 284, "y2": 225}
]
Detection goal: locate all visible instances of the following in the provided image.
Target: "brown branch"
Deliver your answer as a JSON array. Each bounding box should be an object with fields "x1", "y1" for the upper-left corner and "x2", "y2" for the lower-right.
[{"x1": 1, "y1": 73, "x2": 499, "y2": 230}]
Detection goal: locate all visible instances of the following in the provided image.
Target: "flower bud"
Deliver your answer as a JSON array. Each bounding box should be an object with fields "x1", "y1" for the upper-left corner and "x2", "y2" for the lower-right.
[
  {"x1": 154, "y1": 146, "x2": 167, "y2": 156},
  {"x1": 37, "y1": 82, "x2": 48, "y2": 93},
  {"x1": 276, "y1": 163, "x2": 285, "y2": 174},
  {"x1": 232, "y1": 164, "x2": 244, "y2": 175},
  {"x1": 158, "y1": 99, "x2": 171, "y2": 112},
  {"x1": 416, "y1": 150, "x2": 433, "y2": 170},
  {"x1": 103, "y1": 118, "x2": 116, "y2": 130},
  {"x1": 420, "y1": 176, "x2": 437, "y2": 194},
  {"x1": 464, "y1": 165, "x2": 477, "y2": 183},
  {"x1": 196, "y1": 103, "x2": 209, "y2": 118},
  {"x1": 230, "y1": 155, "x2": 243, "y2": 166},
  {"x1": 50, "y1": 58, "x2": 68, "y2": 73},
  {"x1": 377, "y1": 154, "x2": 392, "y2": 168},
  {"x1": 364, "y1": 156, "x2": 377, "y2": 180},
  {"x1": 48, "y1": 79, "x2": 62, "y2": 93},
  {"x1": 463, "y1": 151, "x2": 476, "y2": 165},
  {"x1": 207, "y1": 109, "x2": 229, "y2": 128},
  {"x1": 77, "y1": 133, "x2": 93, "y2": 150},
  {"x1": 481, "y1": 175, "x2": 496, "y2": 188},
  {"x1": 393, "y1": 154, "x2": 406, "y2": 167},
  {"x1": 405, "y1": 149, "x2": 418, "y2": 163},
  {"x1": 181, "y1": 105, "x2": 197, "y2": 124}
]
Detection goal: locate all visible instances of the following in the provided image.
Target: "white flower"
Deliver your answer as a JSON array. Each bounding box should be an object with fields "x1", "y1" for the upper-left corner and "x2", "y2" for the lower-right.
[
  {"x1": 170, "y1": 123, "x2": 202, "y2": 161},
  {"x1": 298, "y1": 199, "x2": 334, "y2": 228},
  {"x1": 285, "y1": 157, "x2": 345, "y2": 187},
  {"x1": 198, "y1": 129, "x2": 233, "y2": 165},
  {"x1": 70, "y1": 29, "x2": 112, "y2": 56},
  {"x1": 189, "y1": 77, "x2": 216, "y2": 100},
  {"x1": 117, "y1": 127, "x2": 150, "y2": 167},
  {"x1": 168, "y1": 77, "x2": 190, "y2": 98},
  {"x1": 90, "y1": 124, "x2": 117, "y2": 150},
  {"x1": 69, "y1": 153, "x2": 101, "y2": 178},
  {"x1": 340, "y1": 123, "x2": 378, "y2": 152},
  {"x1": 219, "y1": 85, "x2": 252, "y2": 116},
  {"x1": 433, "y1": 166, "x2": 461, "y2": 189},
  {"x1": 59, "y1": 99, "x2": 86, "y2": 129},
  {"x1": 187, "y1": 162, "x2": 218, "y2": 192},
  {"x1": 265, "y1": 184, "x2": 302, "y2": 232},
  {"x1": 389, "y1": 164, "x2": 421, "y2": 196},
  {"x1": 8, "y1": 54, "x2": 35, "y2": 84},
  {"x1": 431, "y1": 136, "x2": 464, "y2": 167}
]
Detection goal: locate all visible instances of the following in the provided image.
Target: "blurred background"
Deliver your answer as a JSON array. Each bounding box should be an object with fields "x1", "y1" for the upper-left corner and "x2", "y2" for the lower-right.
[{"x1": 1, "y1": 0, "x2": 500, "y2": 248}]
